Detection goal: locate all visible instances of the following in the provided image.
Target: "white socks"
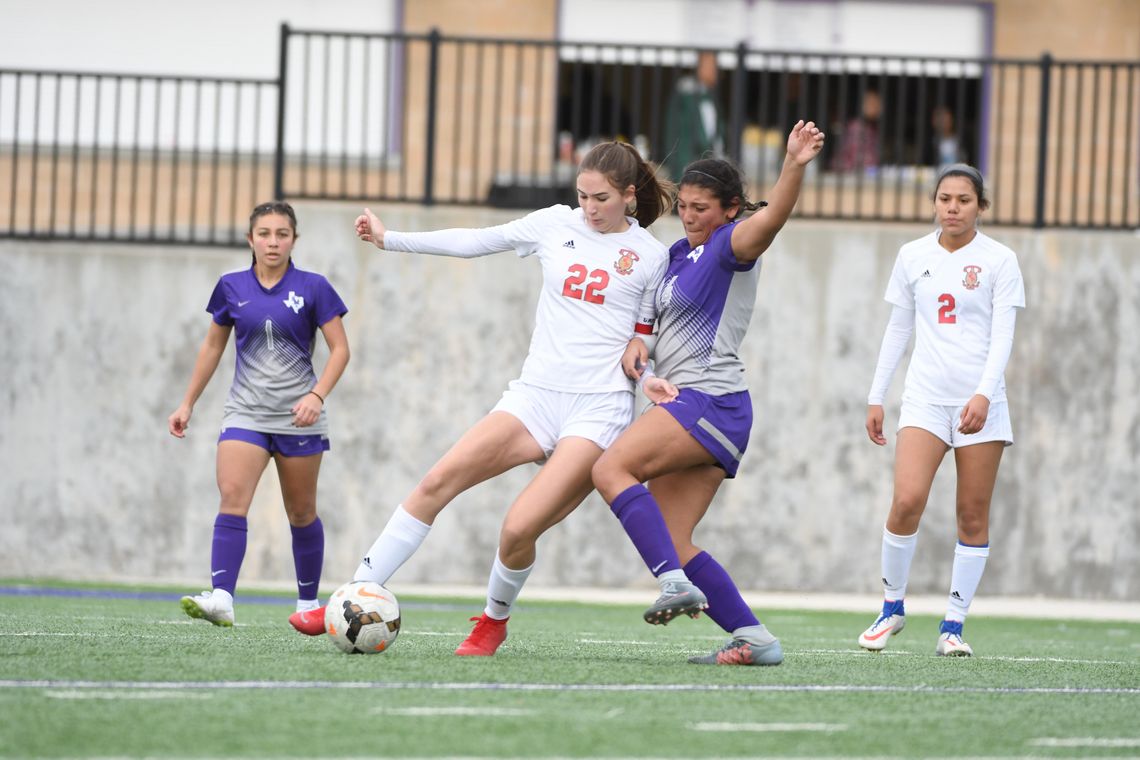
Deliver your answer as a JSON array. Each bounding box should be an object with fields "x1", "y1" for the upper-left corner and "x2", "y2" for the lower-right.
[
  {"x1": 353, "y1": 505, "x2": 431, "y2": 585},
  {"x1": 657, "y1": 569, "x2": 688, "y2": 590},
  {"x1": 484, "y1": 551, "x2": 533, "y2": 620},
  {"x1": 881, "y1": 527, "x2": 919, "y2": 602},
  {"x1": 946, "y1": 542, "x2": 989, "y2": 622},
  {"x1": 296, "y1": 598, "x2": 320, "y2": 613}
]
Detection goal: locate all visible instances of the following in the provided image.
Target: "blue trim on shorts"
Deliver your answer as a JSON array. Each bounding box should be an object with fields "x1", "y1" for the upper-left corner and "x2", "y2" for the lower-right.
[
  {"x1": 218, "y1": 427, "x2": 330, "y2": 457},
  {"x1": 659, "y1": 387, "x2": 752, "y2": 478}
]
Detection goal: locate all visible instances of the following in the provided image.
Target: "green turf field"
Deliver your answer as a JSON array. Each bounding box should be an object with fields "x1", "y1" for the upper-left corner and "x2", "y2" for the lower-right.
[{"x1": 1, "y1": 583, "x2": 1137, "y2": 759}]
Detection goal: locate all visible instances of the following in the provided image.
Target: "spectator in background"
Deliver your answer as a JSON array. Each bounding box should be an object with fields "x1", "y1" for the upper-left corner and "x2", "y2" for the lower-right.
[
  {"x1": 930, "y1": 105, "x2": 964, "y2": 169},
  {"x1": 832, "y1": 89, "x2": 882, "y2": 173},
  {"x1": 663, "y1": 50, "x2": 725, "y2": 179}
]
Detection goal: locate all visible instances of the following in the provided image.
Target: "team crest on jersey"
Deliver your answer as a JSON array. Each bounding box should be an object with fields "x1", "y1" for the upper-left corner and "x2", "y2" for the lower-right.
[
  {"x1": 613, "y1": 248, "x2": 639, "y2": 276},
  {"x1": 962, "y1": 265, "x2": 982, "y2": 290},
  {"x1": 283, "y1": 290, "x2": 305, "y2": 313}
]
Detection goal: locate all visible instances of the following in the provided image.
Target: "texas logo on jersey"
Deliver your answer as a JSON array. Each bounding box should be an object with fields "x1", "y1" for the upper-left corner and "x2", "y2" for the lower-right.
[
  {"x1": 613, "y1": 248, "x2": 640, "y2": 276},
  {"x1": 962, "y1": 265, "x2": 982, "y2": 290}
]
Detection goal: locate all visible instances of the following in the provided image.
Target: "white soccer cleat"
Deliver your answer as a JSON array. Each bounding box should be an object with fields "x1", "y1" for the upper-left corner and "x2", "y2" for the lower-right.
[
  {"x1": 936, "y1": 631, "x2": 973, "y2": 657},
  {"x1": 858, "y1": 611, "x2": 906, "y2": 651},
  {"x1": 180, "y1": 590, "x2": 235, "y2": 627}
]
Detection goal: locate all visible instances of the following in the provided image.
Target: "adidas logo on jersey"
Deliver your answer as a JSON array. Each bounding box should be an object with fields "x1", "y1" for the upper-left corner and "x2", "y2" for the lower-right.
[
  {"x1": 563, "y1": 239, "x2": 575, "y2": 248},
  {"x1": 921, "y1": 269, "x2": 932, "y2": 278}
]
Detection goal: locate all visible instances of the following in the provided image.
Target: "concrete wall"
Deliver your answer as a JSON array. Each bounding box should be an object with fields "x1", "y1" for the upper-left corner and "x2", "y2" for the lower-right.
[{"x1": 2, "y1": 203, "x2": 1137, "y2": 600}]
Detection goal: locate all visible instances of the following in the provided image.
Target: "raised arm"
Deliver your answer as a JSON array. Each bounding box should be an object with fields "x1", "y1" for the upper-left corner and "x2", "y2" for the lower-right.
[
  {"x1": 355, "y1": 207, "x2": 516, "y2": 259},
  {"x1": 729, "y1": 120, "x2": 825, "y2": 263}
]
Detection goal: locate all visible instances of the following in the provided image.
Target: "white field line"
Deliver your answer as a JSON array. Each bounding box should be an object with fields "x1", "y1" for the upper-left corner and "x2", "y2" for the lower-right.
[
  {"x1": 3, "y1": 680, "x2": 1138, "y2": 695},
  {"x1": 370, "y1": 706, "x2": 536, "y2": 717},
  {"x1": 693, "y1": 722, "x2": 847, "y2": 733},
  {"x1": 1028, "y1": 737, "x2": 1140, "y2": 748},
  {"x1": 794, "y1": 648, "x2": 1139, "y2": 666},
  {"x1": 44, "y1": 690, "x2": 212, "y2": 700},
  {"x1": 572, "y1": 640, "x2": 1138, "y2": 666}
]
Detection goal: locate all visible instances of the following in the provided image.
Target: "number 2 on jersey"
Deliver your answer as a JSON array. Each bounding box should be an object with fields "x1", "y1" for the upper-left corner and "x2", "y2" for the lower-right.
[
  {"x1": 937, "y1": 293, "x2": 957, "y2": 324},
  {"x1": 562, "y1": 263, "x2": 609, "y2": 304}
]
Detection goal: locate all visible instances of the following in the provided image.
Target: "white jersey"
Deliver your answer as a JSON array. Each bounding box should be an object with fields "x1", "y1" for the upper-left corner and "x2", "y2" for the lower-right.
[
  {"x1": 385, "y1": 205, "x2": 669, "y2": 393},
  {"x1": 885, "y1": 229, "x2": 1025, "y2": 405}
]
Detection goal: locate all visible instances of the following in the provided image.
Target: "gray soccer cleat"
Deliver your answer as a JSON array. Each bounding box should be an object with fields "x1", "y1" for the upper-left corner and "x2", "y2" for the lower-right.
[
  {"x1": 688, "y1": 636, "x2": 784, "y2": 666},
  {"x1": 643, "y1": 580, "x2": 708, "y2": 625}
]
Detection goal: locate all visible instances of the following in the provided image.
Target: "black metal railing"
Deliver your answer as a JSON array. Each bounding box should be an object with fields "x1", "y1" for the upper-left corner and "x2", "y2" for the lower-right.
[
  {"x1": 0, "y1": 68, "x2": 277, "y2": 245},
  {"x1": 2, "y1": 26, "x2": 1137, "y2": 246}
]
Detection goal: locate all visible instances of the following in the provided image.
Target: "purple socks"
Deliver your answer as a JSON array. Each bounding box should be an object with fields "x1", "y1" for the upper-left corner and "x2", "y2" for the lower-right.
[
  {"x1": 210, "y1": 513, "x2": 247, "y2": 596},
  {"x1": 610, "y1": 484, "x2": 681, "y2": 577},
  {"x1": 290, "y1": 517, "x2": 325, "y2": 601},
  {"x1": 684, "y1": 551, "x2": 760, "y2": 633}
]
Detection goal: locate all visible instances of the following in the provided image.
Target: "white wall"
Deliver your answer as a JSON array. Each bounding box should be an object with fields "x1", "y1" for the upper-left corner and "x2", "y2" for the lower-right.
[
  {"x1": 558, "y1": 0, "x2": 988, "y2": 57},
  {"x1": 1, "y1": 205, "x2": 1137, "y2": 602},
  {"x1": 0, "y1": 1, "x2": 399, "y2": 78}
]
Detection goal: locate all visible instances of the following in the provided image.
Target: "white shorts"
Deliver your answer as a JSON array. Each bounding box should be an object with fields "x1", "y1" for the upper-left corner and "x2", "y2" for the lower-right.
[
  {"x1": 898, "y1": 399, "x2": 1013, "y2": 448},
  {"x1": 492, "y1": 380, "x2": 634, "y2": 457}
]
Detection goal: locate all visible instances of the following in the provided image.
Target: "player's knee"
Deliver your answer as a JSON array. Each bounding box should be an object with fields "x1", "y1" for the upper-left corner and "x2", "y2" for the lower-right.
[
  {"x1": 414, "y1": 465, "x2": 454, "y2": 502},
  {"x1": 590, "y1": 452, "x2": 627, "y2": 500},
  {"x1": 498, "y1": 521, "x2": 538, "y2": 556},
  {"x1": 889, "y1": 493, "x2": 926, "y2": 526},
  {"x1": 217, "y1": 480, "x2": 253, "y2": 512},
  {"x1": 955, "y1": 506, "x2": 988, "y2": 541},
  {"x1": 284, "y1": 501, "x2": 317, "y2": 527}
]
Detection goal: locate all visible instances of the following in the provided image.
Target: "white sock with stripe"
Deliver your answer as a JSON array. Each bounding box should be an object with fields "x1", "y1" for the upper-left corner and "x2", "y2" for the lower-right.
[
  {"x1": 881, "y1": 527, "x2": 919, "y2": 604},
  {"x1": 946, "y1": 541, "x2": 989, "y2": 622},
  {"x1": 353, "y1": 504, "x2": 431, "y2": 585},
  {"x1": 484, "y1": 551, "x2": 533, "y2": 620}
]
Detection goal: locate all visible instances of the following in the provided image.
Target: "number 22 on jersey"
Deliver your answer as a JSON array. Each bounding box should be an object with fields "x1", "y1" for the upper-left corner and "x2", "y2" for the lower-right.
[{"x1": 562, "y1": 263, "x2": 609, "y2": 304}]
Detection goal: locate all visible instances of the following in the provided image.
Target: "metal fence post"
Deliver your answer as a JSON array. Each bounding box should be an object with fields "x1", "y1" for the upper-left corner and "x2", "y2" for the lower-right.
[
  {"x1": 423, "y1": 28, "x2": 441, "y2": 206},
  {"x1": 1033, "y1": 52, "x2": 1052, "y2": 229},
  {"x1": 728, "y1": 42, "x2": 748, "y2": 161},
  {"x1": 273, "y1": 22, "x2": 290, "y2": 202}
]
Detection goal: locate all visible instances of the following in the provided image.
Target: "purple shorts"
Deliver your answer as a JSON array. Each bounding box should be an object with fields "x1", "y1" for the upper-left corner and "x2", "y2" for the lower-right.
[
  {"x1": 660, "y1": 388, "x2": 752, "y2": 478},
  {"x1": 218, "y1": 427, "x2": 330, "y2": 457}
]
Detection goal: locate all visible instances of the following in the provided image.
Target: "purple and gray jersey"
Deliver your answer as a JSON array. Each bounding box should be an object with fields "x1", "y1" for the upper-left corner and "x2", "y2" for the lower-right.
[
  {"x1": 207, "y1": 261, "x2": 347, "y2": 435},
  {"x1": 652, "y1": 221, "x2": 759, "y2": 395}
]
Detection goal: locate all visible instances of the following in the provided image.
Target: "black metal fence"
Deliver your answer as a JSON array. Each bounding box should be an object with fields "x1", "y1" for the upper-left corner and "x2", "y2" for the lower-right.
[{"x1": 2, "y1": 25, "x2": 1137, "y2": 246}]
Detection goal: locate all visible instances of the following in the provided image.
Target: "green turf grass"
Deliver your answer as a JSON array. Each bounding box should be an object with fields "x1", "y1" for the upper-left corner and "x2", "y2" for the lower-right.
[{"x1": 1, "y1": 584, "x2": 1137, "y2": 758}]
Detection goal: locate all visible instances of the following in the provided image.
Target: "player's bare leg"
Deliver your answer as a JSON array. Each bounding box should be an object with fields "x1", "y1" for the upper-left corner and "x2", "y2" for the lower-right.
[
  {"x1": 276, "y1": 451, "x2": 324, "y2": 614},
  {"x1": 938, "y1": 441, "x2": 1004, "y2": 656},
  {"x1": 594, "y1": 407, "x2": 715, "y2": 624},
  {"x1": 183, "y1": 441, "x2": 270, "y2": 626},
  {"x1": 861, "y1": 427, "x2": 948, "y2": 650},
  {"x1": 404, "y1": 411, "x2": 546, "y2": 524},
  {"x1": 457, "y1": 437, "x2": 599, "y2": 656}
]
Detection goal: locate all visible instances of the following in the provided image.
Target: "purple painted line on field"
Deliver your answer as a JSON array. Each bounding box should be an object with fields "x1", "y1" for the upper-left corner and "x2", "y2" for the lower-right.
[
  {"x1": 0, "y1": 585, "x2": 292, "y2": 606},
  {"x1": 0, "y1": 585, "x2": 469, "y2": 612}
]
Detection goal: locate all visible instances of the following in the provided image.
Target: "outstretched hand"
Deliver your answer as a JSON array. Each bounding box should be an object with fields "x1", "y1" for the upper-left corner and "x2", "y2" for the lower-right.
[
  {"x1": 786, "y1": 120, "x2": 825, "y2": 166},
  {"x1": 354, "y1": 208, "x2": 386, "y2": 248}
]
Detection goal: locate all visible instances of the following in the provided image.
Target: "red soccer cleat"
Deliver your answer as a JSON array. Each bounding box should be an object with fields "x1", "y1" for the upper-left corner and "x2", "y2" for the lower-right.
[
  {"x1": 454, "y1": 614, "x2": 508, "y2": 656},
  {"x1": 289, "y1": 605, "x2": 327, "y2": 636}
]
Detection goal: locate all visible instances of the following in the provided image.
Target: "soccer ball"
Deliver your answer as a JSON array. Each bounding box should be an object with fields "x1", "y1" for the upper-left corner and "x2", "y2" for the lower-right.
[{"x1": 324, "y1": 581, "x2": 401, "y2": 654}]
